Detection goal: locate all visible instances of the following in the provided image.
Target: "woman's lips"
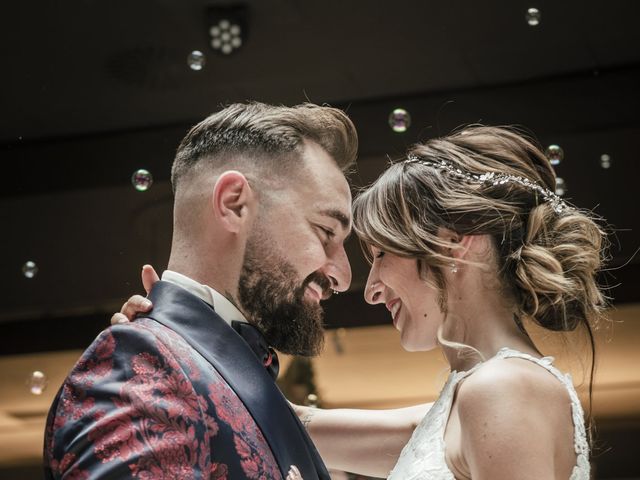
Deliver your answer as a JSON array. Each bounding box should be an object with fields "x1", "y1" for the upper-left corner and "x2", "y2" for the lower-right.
[{"x1": 386, "y1": 299, "x2": 402, "y2": 327}]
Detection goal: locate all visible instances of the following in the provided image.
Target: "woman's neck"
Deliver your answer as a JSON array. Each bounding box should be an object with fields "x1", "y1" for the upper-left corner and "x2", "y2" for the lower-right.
[{"x1": 440, "y1": 300, "x2": 541, "y2": 372}]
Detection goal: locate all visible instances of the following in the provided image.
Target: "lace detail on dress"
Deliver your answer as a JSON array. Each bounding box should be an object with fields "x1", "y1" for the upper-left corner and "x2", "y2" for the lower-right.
[
  {"x1": 497, "y1": 349, "x2": 590, "y2": 480},
  {"x1": 387, "y1": 348, "x2": 590, "y2": 480}
]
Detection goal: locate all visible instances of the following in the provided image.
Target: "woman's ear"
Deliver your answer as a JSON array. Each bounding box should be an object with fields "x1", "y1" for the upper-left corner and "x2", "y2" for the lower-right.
[
  {"x1": 439, "y1": 228, "x2": 475, "y2": 260},
  {"x1": 211, "y1": 171, "x2": 254, "y2": 233},
  {"x1": 451, "y1": 234, "x2": 475, "y2": 260}
]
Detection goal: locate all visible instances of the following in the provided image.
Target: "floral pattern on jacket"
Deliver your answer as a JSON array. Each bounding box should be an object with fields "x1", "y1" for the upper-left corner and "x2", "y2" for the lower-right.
[{"x1": 44, "y1": 319, "x2": 281, "y2": 479}]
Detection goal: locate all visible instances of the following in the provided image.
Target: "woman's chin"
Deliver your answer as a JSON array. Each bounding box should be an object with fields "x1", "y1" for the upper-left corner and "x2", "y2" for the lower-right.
[{"x1": 399, "y1": 334, "x2": 437, "y2": 352}]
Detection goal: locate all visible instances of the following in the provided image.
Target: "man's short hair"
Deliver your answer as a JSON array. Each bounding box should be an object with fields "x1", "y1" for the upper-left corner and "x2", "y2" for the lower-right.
[{"x1": 171, "y1": 102, "x2": 358, "y2": 191}]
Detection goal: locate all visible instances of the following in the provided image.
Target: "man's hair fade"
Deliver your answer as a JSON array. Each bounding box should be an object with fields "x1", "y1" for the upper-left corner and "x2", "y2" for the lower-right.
[{"x1": 171, "y1": 102, "x2": 358, "y2": 191}]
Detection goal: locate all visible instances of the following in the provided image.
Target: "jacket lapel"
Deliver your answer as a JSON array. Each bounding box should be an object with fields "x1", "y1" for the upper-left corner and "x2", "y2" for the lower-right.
[{"x1": 143, "y1": 281, "x2": 329, "y2": 480}]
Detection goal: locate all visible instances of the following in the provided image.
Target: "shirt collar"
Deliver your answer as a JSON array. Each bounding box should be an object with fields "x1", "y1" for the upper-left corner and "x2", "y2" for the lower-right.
[{"x1": 161, "y1": 270, "x2": 248, "y2": 326}]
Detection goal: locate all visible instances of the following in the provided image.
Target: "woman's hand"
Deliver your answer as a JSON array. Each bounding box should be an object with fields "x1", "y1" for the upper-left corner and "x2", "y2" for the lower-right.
[{"x1": 110, "y1": 265, "x2": 160, "y2": 325}]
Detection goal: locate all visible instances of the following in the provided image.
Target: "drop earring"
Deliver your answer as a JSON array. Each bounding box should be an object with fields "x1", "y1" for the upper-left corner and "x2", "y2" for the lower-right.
[{"x1": 450, "y1": 262, "x2": 458, "y2": 274}]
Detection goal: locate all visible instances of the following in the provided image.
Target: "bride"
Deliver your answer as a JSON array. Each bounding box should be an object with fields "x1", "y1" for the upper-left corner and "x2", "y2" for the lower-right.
[{"x1": 116, "y1": 126, "x2": 605, "y2": 479}]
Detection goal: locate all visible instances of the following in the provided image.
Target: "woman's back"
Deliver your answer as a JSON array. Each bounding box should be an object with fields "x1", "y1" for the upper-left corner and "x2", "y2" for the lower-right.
[{"x1": 388, "y1": 348, "x2": 589, "y2": 480}]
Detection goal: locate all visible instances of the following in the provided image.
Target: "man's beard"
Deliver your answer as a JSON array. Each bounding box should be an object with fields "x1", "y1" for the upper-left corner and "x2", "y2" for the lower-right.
[{"x1": 237, "y1": 236, "x2": 329, "y2": 356}]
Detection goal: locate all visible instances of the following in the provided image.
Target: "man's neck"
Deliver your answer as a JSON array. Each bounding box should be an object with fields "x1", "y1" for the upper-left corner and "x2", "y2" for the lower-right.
[
  {"x1": 161, "y1": 269, "x2": 249, "y2": 325},
  {"x1": 167, "y1": 237, "x2": 247, "y2": 319}
]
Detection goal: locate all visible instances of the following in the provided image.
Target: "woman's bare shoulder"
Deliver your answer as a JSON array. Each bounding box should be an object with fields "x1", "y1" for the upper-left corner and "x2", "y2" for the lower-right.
[
  {"x1": 454, "y1": 356, "x2": 573, "y2": 478},
  {"x1": 457, "y1": 355, "x2": 570, "y2": 419}
]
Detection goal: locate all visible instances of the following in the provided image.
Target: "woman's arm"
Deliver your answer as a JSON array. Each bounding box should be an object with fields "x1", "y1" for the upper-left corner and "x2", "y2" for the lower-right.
[{"x1": 292, "y1": 402, "x2": 431, "y2": 478}]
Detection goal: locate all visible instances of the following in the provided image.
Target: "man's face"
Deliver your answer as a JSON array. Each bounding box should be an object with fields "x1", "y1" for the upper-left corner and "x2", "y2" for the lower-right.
[{"x1": 238, "y1": 141, "x2": 353, "y2": 356}]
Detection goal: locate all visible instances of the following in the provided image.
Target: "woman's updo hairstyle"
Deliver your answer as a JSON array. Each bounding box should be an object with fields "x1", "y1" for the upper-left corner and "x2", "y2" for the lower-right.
[{"x1": 352, "y1": 125, "x2": 608, "y2": 335}]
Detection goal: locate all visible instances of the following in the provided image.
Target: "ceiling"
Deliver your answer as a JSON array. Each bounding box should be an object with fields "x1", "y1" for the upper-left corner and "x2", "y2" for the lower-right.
[
  {"x1": 0, "y1": 0, "x2": 639, "y2": 477},
  {"x1": 4, "y1": 0, "x2": 639, "y2": 142}
]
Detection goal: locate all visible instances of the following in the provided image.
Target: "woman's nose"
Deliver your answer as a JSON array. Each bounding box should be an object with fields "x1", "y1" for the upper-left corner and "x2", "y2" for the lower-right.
[{"x1": 365, "y1": 280, "x2": 384, "y2": 305}]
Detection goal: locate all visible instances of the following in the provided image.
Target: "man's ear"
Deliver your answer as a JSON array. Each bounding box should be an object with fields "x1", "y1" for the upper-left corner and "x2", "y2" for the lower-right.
[{"x1": 211, "y1": 171, "x2": 253, "y2": 233}]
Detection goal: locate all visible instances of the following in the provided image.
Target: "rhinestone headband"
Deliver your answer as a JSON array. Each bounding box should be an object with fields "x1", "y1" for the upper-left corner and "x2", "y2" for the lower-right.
[{"x1": 405, "y1": 154, "x2": 569, "y2": 214}]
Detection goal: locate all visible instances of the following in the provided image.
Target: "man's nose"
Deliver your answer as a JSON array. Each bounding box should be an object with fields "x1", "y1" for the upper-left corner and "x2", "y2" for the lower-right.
[{"x1": 325, "y1": 244, "x2": 352, "y2": 292}]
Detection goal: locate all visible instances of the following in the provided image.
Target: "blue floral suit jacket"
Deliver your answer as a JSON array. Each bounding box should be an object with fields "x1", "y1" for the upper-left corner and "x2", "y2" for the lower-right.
[{"x1": 44, "y1": 281, "x2": 329, "y2": 479}]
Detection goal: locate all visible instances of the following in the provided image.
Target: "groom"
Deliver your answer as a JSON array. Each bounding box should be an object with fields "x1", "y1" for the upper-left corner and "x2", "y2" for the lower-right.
[{"x1": 44, "y1": 102, "x2": 357, "y2": 479}]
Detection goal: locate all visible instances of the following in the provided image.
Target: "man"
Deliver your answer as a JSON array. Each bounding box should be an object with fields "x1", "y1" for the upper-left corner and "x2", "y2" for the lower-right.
[{"x1": 44, "y1": 102, "x2": 357, "y2": 479}]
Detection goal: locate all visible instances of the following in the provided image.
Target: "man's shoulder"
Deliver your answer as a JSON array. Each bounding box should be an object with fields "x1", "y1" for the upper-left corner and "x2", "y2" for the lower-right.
[
  {"x1": 58, "y1": 319, "x2": 214, "y2": 399},
  {"x1": 73, "y1": 320, "x2": 173, "y2": 363},
  {"x1": 92, "y1": 318, "x2": 196, "y2": 360},
  {"x1": 44, "y1": 312, "x2": 283, "y2": 479}
]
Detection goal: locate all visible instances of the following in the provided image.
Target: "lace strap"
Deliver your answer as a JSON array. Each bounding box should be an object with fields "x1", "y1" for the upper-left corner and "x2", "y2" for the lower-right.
[
  {"x1": 496, "y1": 348, "x2": 590, "y2": 458},
  {"x1": 496, "y1": 348, "x2": 571, "y2": 390}
]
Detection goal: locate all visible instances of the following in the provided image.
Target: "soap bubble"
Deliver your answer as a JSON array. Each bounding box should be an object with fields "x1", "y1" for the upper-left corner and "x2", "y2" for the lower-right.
[
  {"x1": 28, "y1": 371, "x2": 48, "y2": 395},
  {"x1": 187, "y1": 50, "x2": 205, "y2": 71},
  {"x1": 526, "y1": 8, "x2": 541, "y2": 26},
  {"x1": 545, "y1": 144, "x2": 564, "y2": 166},
  {"x1": 131, "y1": 169, "x2": 153, "y2": 192},
  {"x1": 22, "y1": 261, "x2": 38, "y2": 279},
  {"x1": 388, "y1": 108, "x2": 411, "y2": 133}
]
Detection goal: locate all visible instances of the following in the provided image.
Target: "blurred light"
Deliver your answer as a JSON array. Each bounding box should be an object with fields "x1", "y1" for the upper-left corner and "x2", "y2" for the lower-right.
[{"x1": 207, "y1": 6, "x2": 247, "y2": 56}]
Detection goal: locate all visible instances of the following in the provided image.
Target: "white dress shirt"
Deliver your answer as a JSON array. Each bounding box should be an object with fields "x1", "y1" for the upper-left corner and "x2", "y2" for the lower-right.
[{"x1": 161, "y1": 270, "x2": 248, "y2": 325}]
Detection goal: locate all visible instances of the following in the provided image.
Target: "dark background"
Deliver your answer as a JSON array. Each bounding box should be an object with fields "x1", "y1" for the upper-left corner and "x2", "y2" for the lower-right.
[{"x1": 1, "y1": 1, "x2": 639, "y2": 478}]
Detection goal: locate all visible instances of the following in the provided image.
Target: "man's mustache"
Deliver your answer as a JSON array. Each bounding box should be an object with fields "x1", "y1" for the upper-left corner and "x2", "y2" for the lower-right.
[{"x1": 301, "y1": 271, "x2": 332, "y2": 300}]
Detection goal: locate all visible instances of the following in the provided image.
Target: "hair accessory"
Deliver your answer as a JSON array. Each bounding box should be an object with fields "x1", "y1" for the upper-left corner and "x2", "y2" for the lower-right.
[{"x1": 404, "y1": 155, "x2": 569, "y2": 214}]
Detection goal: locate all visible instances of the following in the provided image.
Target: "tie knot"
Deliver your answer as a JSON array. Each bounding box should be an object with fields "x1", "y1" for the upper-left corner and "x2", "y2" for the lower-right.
[{"x1": 231, "y1": 321, "x2": 280, "y2": 380}]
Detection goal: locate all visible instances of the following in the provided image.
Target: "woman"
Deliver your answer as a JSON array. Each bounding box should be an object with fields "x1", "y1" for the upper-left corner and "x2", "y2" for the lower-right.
[{"x1": 116, "y1": 126, "x2": 606, "y2": 479}]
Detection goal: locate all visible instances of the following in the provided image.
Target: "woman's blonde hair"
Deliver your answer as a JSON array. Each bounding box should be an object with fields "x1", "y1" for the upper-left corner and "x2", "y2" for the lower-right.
[
  {"x1": 353, "y1": 126, "x2": 609, "y2": 438},
  {"x1": 354, "y1": 125, "x2": 607, "y2": 333}
]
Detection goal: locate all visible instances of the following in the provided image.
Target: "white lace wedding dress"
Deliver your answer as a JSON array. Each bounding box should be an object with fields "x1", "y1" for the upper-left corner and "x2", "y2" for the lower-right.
[{"x1": 387, "y1": 348, "x2": 590, "y2": 479}]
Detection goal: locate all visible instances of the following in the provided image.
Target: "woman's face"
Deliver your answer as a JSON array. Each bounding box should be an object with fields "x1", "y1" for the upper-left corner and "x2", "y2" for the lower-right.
[{"x1": 365, "y1": 247, "x2": 444, "y2": 351}]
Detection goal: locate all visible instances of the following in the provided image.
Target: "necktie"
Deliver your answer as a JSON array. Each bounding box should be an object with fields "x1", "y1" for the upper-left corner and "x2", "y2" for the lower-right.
[{"x1": 231, "y1": 321, "x2": 280, "y2": 380}]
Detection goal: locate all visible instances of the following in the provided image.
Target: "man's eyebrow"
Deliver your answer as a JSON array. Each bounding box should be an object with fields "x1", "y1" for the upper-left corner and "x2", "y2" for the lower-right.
[{"x1": 320, "y1": 209, "x2": 351, "y2": 231}]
